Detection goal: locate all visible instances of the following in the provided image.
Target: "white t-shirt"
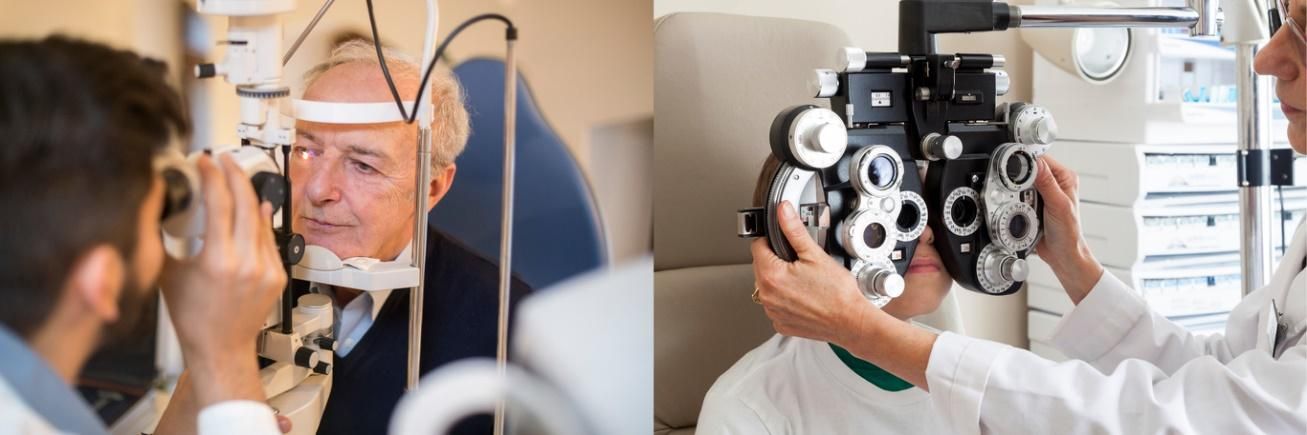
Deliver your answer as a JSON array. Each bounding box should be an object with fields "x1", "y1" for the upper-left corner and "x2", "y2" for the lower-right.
[{"x1": 697, "y1": 334, "x2": 947, "y2": 434}]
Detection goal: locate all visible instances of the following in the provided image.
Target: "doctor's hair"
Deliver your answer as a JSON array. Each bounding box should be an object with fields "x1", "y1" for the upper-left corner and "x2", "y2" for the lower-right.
[
  {"x1": 301, "y1": 38, "x2": 470, "y2": 172},
  {"x1": 0, "y1": 36, "x2": 188, "y2": 338}
]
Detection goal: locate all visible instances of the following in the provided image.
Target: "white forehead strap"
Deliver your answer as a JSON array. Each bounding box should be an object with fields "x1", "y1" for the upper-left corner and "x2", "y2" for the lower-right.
[{"x1": 293, "y1": 100, "x2": 434, "y2": 124}]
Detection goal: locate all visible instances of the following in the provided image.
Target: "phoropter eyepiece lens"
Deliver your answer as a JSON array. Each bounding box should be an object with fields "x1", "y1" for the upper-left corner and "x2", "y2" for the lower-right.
[
  {"x1": 868, "y1": 155, "x2": 898, "y2": 189},
  {"x1": 863, "y1": 222, "x2": 888, "y2": 249},
  {"x1": 897, "y1": 200, "x2": 920, "y2": 232},
  {"x1": 1004, "y1": 151, "x2": 1034, "y2": 185},
  {"x1": 951, "y1": 195, "x2": 978, "y2": 227},
  {"x1": 1008, "y1": 213, "x2": 1030, "y2": 239}
]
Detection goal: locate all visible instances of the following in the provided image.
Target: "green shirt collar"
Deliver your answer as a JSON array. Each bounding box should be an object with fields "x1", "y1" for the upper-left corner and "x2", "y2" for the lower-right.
[{"x1": 829, "y1": 343, "x2": 914, "y2": 392}]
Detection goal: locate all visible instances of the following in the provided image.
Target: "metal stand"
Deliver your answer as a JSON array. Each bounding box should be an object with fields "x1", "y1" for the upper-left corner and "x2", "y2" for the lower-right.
[
  {"x1": 1235, "y1": 43, "x2": 1277, "y2": 294},
  {"x1": 408, "y1": 127, "x2": 433, "y2": 391},
  {"x1": 493, "y1": 36, "x2": 519, "y2": 435}
]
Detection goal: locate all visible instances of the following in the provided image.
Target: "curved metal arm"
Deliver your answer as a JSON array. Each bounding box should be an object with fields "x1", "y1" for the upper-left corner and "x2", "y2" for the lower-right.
[{"x1": 1010, "y1": 6, "x2": 1199, "y2": 28}]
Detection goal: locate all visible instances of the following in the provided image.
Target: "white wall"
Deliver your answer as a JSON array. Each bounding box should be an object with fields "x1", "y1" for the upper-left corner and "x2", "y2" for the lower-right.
[
  {"x1": 4, "y1": 0, "x2": 655, "y2": 261},
  {"x1": 0, "y1": 0, "x2": 184, "y2": 81},
  {"x1": 274, "y1": 0, "x2": 654, "y2": 170},
  {"x1": 654, "y1": 0, "x2": 1034, "y2": 348}
]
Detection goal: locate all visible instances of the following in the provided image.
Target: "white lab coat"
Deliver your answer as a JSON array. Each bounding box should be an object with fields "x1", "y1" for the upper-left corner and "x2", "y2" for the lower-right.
[
  {"x1": 925, "y1": 218, "x2": 1307, "y2": 434},
  {"x1": 0, "y1": 375, "x2": 282, "y2": 435}
]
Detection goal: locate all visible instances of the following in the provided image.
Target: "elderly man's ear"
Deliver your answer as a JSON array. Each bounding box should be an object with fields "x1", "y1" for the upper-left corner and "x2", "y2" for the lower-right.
[{"x1": 426, "y1": 164, "x2": 457, "y2": 212}]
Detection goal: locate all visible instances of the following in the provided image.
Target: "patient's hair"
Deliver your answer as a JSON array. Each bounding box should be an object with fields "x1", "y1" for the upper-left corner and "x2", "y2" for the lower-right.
[
  {"x1": 752, "y1": 155, "x2": 784, "y2": 207},
  {"x1": 302, "y1": 39, "x2": 470, "y2": 171},
  {"x1": 0, "y1": 36, "x2": 187, "y2": 338}
]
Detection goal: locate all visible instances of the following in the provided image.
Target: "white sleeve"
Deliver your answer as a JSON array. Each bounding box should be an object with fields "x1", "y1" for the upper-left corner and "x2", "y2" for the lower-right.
[
  {"x1": 695, "y1": 393, "x2": 774, "y2": 435},
  {"x1": 197, "y1": 400, "x2": 280, "y2": 435},
  {"x1": 926, "y1": 332, "x2": 1307, "y2": 435},
  {"x1": 1051, "y1": 271, "x2": 1242, "y2": 374}
]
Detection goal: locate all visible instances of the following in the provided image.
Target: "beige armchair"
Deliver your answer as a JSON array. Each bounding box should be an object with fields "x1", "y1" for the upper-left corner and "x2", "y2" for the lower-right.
[{"x1": 652, "y1": 12, "x2": 852, "y2": 435}]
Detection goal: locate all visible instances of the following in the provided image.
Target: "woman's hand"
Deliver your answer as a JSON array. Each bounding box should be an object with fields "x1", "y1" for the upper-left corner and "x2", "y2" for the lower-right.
[
  {"x1": 1033, "y1": 155, "x2": 1104, "y2": 304},
  {"x1": 750, "y1": 201, "x2": 871, "y2": 346},
  {"x1": 751, "y1": 202, "x2": 936, "y2": 389}
]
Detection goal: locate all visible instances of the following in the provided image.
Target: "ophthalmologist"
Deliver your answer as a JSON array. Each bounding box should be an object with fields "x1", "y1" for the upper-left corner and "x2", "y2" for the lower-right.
[{"x1": 750, "y1": 1, "x2": 1307, "y2": 433}]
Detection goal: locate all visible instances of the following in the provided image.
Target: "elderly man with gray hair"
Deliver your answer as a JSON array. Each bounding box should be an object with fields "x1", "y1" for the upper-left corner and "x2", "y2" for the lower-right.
[{"x1": 289, "y1": 40, "x2": 532, "y2": 435}]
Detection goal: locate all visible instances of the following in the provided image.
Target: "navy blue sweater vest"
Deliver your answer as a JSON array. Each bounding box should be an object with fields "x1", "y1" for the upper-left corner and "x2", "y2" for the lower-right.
[{"x1": 302, "y1": 229, "x2": 532, "y2": 435}]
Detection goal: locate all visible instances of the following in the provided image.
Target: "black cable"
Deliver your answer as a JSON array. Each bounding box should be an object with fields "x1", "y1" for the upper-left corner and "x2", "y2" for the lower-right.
[
  {"x1": 408, "y1": 14, "x2": 515, "y2": 124},
  {"x1": 363, "y1": 0, "x2": 516, "y2": 125},
  {"x1": 364, "y1": 0, "x2": 411, "y2": 121}
]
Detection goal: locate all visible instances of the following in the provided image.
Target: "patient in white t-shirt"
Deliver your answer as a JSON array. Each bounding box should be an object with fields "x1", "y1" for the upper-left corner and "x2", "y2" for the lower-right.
[{"x1": 698, "y1": 160, "x2": 955, "y2": 434}]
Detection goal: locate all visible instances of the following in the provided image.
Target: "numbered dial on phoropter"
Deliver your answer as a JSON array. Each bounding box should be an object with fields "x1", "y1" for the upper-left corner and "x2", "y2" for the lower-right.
[
  {"x1": 989, "y1": 201, "x2": 1039, "y2": 253},
  {"x1": 1009, "y1": 104, "x2": 1058, "y2": 147},
  {"x1": 943, "y1": 186, "x2": 981, "y2": 237},
  {"x1": 771, "y1": 105, "x2": 848, "y2": 170},
  {"x1": 896, "y1": 191, "x2": 929, "y2": 242}
]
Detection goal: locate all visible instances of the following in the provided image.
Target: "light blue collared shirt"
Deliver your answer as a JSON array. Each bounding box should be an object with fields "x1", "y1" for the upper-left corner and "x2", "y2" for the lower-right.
[{"x1": 0, "y1": 325, "x2": 107, "y2": 435}]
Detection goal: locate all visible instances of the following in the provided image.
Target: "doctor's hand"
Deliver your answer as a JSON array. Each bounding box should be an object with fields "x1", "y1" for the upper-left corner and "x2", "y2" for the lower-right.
[
  {"x1": 1033, "y1": 156, "x2": 1104, "y2": 304},
  {"x1": 159, "y1": 154, "x2": 287, "y2": 407},
  {"x1": 750, "y1": 201, "x2": 873, "y2": 346}
]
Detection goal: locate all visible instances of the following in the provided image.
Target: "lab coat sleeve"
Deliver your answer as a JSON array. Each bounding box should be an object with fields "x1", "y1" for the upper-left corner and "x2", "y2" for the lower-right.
[
  {"x1": 695, "y1": 393, "x2": 775, "y2": 435},
  {"x1": 1051, "y1": 271, "x2": 1242, "y2": 374},
  {"x1": 197, "y1": 400, "x2": 280, "y2": 435},
  {"x1": 927, "y1": 332, "x2": 1307, "y2": 435}
]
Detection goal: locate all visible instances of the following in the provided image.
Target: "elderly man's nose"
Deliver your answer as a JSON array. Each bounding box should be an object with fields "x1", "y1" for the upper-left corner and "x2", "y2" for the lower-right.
[{"x1": 304, "y1": 165, "x2": 342, "y2": 204}]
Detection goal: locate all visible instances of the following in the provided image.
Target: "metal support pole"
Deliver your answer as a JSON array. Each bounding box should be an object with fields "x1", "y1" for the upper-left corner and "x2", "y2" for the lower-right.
[
  {"x1": 1011, "y1": 6, "x2": 1200, "y2": 28},
  {"x1": 407, "y1": 127, "x2": 433, "y2": 391},
  {"x1": 492, "y1": 37, "x2": 518, "y2": 435},
  {"x1": 1236, "y1": 43, "x2": 1276, "y2": 295}
]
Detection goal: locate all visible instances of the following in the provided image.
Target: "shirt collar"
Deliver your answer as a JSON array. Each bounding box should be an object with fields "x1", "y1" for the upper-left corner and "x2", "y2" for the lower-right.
[{"x1": 0, "y1": 325, "x2": 108, "y2": 435}]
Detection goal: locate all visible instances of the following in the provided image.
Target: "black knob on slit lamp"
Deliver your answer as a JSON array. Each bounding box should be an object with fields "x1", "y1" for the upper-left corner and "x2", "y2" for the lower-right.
[
  {"x1": 314, "y1": 336, "x2": 336, "y2": 352},
  {"x1": 313, "y1": 361, "x2": 332, "y2": 375},
  {"x1": 277, "y1": 231, "x2": 305, "y2": 265},
  {"x1": 294, "y1": 347, "x2": 318, "y2": 368},
  {"x1": 250, "y1": 172, "x2": 286, "y2": 212},
  {"x1": 196, "y1": 63, "x2": 217, "y2": 79}
]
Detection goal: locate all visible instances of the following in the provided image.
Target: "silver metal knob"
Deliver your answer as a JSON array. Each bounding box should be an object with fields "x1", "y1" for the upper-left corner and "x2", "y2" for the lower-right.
[
  {"x1": 994, "y1": 70, "x2": 1011, "y2": 96},
  {"x1": 813, "y1": 69, "x2": 839, "y2": 98},
  {"x1": 876, "y1": 271, "x2": 906, "y2": 298},
  {"x1": 859, "y1": 267, "x2": 905, "y2": 299},
  {"x1": 1030, "y1": 117, "x2": 1057, "y2": 145},
  {"x1": 809, "y1": 123, "x2": 847, "y2": 155},
  {"x1": 841, "y1": 47, "x2": 867, "y2": 73},
  {"x1": 991, "y1": 54, "x2": 1007, "y2": 69},
  {"x1": 1000, "y1": 257, "x2": 1029, "y2": 282},
  {"x1": 922, "y1": 133, "x2": 963, "y2": 161}
]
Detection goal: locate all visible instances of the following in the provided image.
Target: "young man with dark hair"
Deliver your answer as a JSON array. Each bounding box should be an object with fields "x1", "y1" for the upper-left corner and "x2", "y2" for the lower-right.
[{"x1": 0, "y1": 36, "x2": 286, "y2": 434}]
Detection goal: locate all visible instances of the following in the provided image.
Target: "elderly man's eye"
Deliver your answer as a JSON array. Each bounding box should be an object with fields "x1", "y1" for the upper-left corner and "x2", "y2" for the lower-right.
[
  {"x1": 292, "y1": 145, "x2": 317, "y2": 160},
  {"x1": 351, "y1": 160, "x2": 378, "y2": 175}
]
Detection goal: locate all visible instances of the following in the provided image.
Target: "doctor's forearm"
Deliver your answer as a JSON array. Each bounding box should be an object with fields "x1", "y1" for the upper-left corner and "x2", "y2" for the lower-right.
[
  {"x1": 837, "y1": 304, "x2": 937, "y2": 391},
  {"x1": 1043, "y1": 242, "x2": 1105, "y2": 305},
  {"x1": 154, "y1": 371, "x2": 197, "y2": 435}
]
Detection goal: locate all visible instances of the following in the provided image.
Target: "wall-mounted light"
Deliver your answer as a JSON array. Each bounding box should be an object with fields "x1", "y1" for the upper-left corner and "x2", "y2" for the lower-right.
[{"x1": 1022, "y1": 26, "x2": 1133, "y2": 84}]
